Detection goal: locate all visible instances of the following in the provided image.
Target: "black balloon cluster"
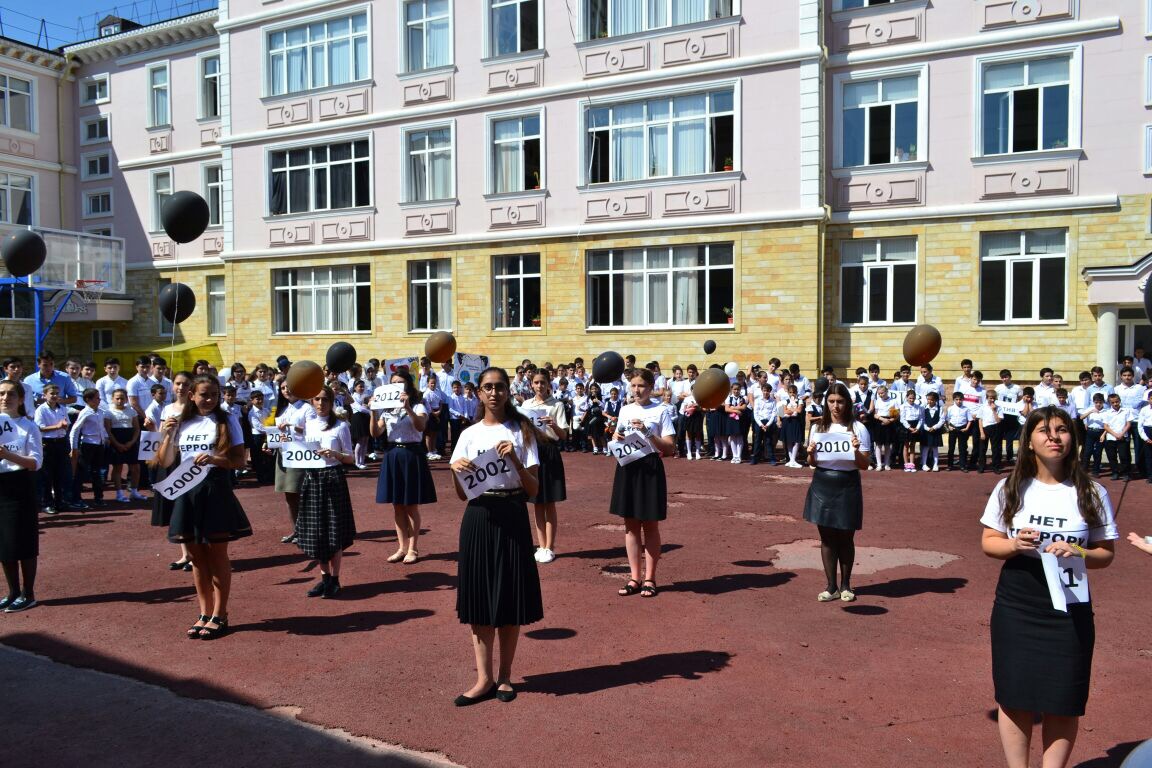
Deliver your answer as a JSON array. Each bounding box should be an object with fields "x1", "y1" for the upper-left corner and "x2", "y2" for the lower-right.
[{"x1": 158, "y1": 191, "x2": 212, "y2": 324}]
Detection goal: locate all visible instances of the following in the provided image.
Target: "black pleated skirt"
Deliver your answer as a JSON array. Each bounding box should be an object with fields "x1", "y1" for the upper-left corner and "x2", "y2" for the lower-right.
[
  {"x1": 375, "y1": 443, "x2": 437, "y2": 505},
  {"x1": 780, "y1": 415, "x2": 804, "y2": 444},
  {"x1": 802, "y1": 468, "x2": 863, "y2": 530},
  {"x1": 297, "y1": 466, "x2": 356, "y2": 560},
  {"x1": 0, "y1": 470, "x2": 38, "y2": 560},
  {"x1": 150, "y1": 462, "x2": 174, "y2": 527},
  {"x1": 167, "y1": 468, "x2": 253, "y2": 544},
  {"x1": 108, "y1": 427, "x2": 139, "y2": 465},
  {"x1": 609, "y1": 453, "x2": 667, "y2": 521},
  {"x1": 456, "y1": 493, "x2": 543, "y2": 627},
  {"x1": 528, "y1": 439, "x2": 567, "y2": 504},
  {"x1": 350, "y1": 411, "x2": 370, "y2": 443}
]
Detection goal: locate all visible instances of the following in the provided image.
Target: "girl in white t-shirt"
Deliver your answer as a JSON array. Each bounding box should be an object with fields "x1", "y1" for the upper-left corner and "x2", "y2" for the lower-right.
[{"x1": 105, "y1": 388, "x2": 144, "y2": 502}]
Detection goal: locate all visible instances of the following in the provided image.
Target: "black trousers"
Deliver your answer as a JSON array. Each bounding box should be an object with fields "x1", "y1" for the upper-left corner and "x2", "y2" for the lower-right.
[
  {"x1": 751, "y1": 422, "x2": 778, "y2": 463},
  {"x1": 1103, "y1": 440, "x2": 1132, "y2": 477},
  {"x1": 1082, "y1": 429, "x2": 1105, "y2": 471},
  {"x1": 973, "y1": 424, "x2": 1002, "y2": 471},
  {"x1": 946, "y1": 428, "x2": 971, "y2": 468},
  {"x1": 40, "y1": 437, "x2": 73, "y2": 507},
  {"x1": 73, "y1": 442, "x2": 105, "y2": 502}
]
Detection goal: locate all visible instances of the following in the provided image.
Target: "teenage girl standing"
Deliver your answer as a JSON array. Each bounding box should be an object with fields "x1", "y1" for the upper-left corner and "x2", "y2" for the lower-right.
[
  {"x1": 105, "y1": 388, "x2": 144, "y2": 501},
  {"x1": 151, "y1": 371, "x2": 194, "y2": 570},
  {"x1": 272, "y1": 381, "x2": 315, "y2": 544},
  {"x1": 523, "y1": 372, "x2": 568, "y2": 564},
  {"x1": 0, "y1": 380, "x2": 43, "y2": 612},
  {"x1": 372, "y1": 372, "x2": 435, "y2": 564}
]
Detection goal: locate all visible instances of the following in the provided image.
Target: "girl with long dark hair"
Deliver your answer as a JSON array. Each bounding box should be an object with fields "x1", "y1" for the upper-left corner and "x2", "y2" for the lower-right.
[
  {"x1": 372, "y1": 371, "x2": 435, "y2": 564},
  {"x1": 0, "y1": 381, "x2": 43, "y2": 612},
  {"x1": 522, "y1": 371, "x2": 568, "y2": 563}
]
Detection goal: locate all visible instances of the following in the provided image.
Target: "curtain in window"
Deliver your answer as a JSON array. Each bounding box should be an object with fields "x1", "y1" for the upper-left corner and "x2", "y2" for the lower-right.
[
  {"x1": 672, "y1": 0, "x2": 705, "y2": 24},
  {"x1": 612, "y1": 103, "x2": 644, "y2": 181},
  {"x1": 334, "y1": 285, "x2": 356, "y2": 331},
  {"x1": 287, "y1": 28, "x2": 307, "y2": 92},
  {"x1": 434, "y1": 276, "x2": 451, "y2": 328},
  {"x1": 494, "y1": 120, "x2": 521, "y2": 193},
  {"x1": 294, "y1": 288, "x2": 314, "y2": 332},
  {"x1": 430, "y1": 140, "x2": 452, "y2": 199},
  {"x1": 427, "y1": 0, "x2": 450, "y2": 68},
  {"x1": 673, "y1": 120, "x2": 705, "y2": 175},
  {"x1": 673, "y1": 246, "x2": 700, "y2": 324},
  {"x1": 329, "y1": 38, "x2": 351, "y2": 85},
  {"x1": 612, "y1": 0, "x2": 644, "y2": 35},
  {"x1": 209, "y1": 292, "x2": 226, "y2": 335},
  {"x1": 289, "y1": 169, "x2": 309, "y2": 213},
  {"x1": 12, "y1": 187, "x2": 30, "y2": 225},
  {"x1": 619, "y1": 250, "x2": 645, "y2": 325}
]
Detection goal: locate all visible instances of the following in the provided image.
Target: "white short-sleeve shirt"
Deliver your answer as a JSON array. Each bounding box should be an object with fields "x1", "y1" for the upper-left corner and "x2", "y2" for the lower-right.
[
  {"x1": 616, "y1": 401, "x2": 675, "y2": 438},
  {"x1": 304, "y1": 418, "x2": 353, "y2": 467},
  {"x1": 980, "y1": 478, "x2": 1118, "y2": 554},
  {"x1": 379, "y1": 403, "x2": 427, "y2": 444},
  {"x1": 174, "y1": 412, "x2": 245, "y2": 462},
  {"x1": 0, "y1": 414, "x2": 43, "y2": 472},
  {"x1": 450, "y1": 420, "x2": 540, "y2": 490},
  {"x1": 810, "y1": 421, "x2": 871, "y2": 471}
]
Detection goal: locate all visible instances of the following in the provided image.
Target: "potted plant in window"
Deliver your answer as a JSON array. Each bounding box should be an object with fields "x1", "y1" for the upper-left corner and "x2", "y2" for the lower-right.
[
  {"x1": 723, "y1": 306, "x2": 734, "y2": 324},
  {"x1": 722, "y1": 157, "x2": 733, "y2": 172},
  {"x1": 531, "y1": 314, "x2": 542, "y2": 327},
  {"x1": 531, "y1": 171, "x2": 540, "y2": 190}
]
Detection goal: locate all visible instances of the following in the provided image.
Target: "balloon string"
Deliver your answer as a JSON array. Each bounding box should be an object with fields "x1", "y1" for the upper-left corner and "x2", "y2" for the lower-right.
[{"x1": 169, "y1": 240, "x2": 180, "y2": 358}]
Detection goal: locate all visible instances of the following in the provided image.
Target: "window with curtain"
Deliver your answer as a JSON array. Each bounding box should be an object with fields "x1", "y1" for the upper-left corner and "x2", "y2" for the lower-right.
[
  {"x1": 841, "y1": 74, "x2": 919, "y2": 167},
  {"x1": 405, "y1": 0, "x2": 451, "y2": 72},
  {"x1": 491, "y1": 114, "x2": 542, "y2": 193},
  {"x1": 0, "y1": 73, "x2": 32, "y2": 131},
  {"x1": 151, "y1": 171, "x2": 172, "y2": 232},
  {"x1": 203, "y1": 164, "x2": 223, "y2": 227},
  {"x1": 587, "y1": 243, "x2": 733, "y2": 327},
  {"x1": 207, "y1": 276, "x2": 226, "y2": 335},
  {"x1": 267, "y1": 12, "x2": 370, "y2": 96},
  {"x1": 0, "y1": 287, "x2": 33, "y2": 319},
  {"x1": 273, "y1": 264, "x2": 371, "y2": 333},
  {"x1": 982, "y1": 56, "x2": 1071, "y2": 155},
  {"x1": 490, "y1": 0, "x2": 539, "y2": 56},
  {"x1": 406, "y1": 127, "x2": 453, "y2": 202},
  {"x1": 493, "y1": 254, "x2": 541, "y2": 329},
  {"x1": 408, "y1": 259, "x2": 452, "y2": 330},
  {"x1": 980, "y1": 229, "x2": 1066, "y2": 323},
  {"x1": 148, "y1": 64, "x2": 169, "y2": 127},
  {"x1": 586, "y1": 89, "x2": 734, "y2": 183},
  {"x1": 0, "y1": 172, "x2": 33, "y2": 225},
  {"x1": 269, "y1": 138, "x2": 371, "y2": 215},
  {"x1": 586, "y1": 0, "x2": 733, "y2": 39},
  {"x1": 201, "y1": 55, "x2": 221, "y2": 119},
  {"x1": 839, "y1": 238, "x2": 917, "y2": 325}
]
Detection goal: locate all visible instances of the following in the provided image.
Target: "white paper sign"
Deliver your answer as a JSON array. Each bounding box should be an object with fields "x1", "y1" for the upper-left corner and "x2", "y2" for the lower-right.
[
  {"x1": 811, "y1": 431, "x2": 855, "y2": 463},
  {"x1": 607, "y1": 431, "x2": 656, "y2": 466},
  {"x1": 153, "y1": 461, "x2": 211, "y2": 501},
  {"x1": 370, "y1": 383, "x2": 406, "y2": 412},
  {"x1": 264, "y1": 427, "x2": 294, "y2": 450},
  {"x1": 384, "y1": 356, "x2": 419, "y2": 376},
  {"x1": 455, "y1": 447, "x2": 518, "y2": 500},
  {"x1": 281, "y1": 441, "x2": 326, "y2": 469},
  {"x1": 137, "y1": 431, "x2": 162, "y2": 461},
  {"x1": 453, "y1": 352, "x2": 490, "y2": 386},
  {"x1": 1040, "y1": 551, "x2": 1089, "y2": 612},
  {"x1": 517, "y1": 407, "x2": 549, "y2": 429},
  {"x1": 997, "y1": 401, "x2": 1022, "y2": 417}
]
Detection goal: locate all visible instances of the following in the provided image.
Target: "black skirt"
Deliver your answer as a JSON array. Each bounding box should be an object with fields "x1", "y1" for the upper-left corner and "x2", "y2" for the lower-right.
[
  {"x1": 167, "y1": 467, "x2": 253, "y2": 544},
  {"x1": 528, "y1": 439, "x2": 567, "y2": 504},
  {"x1": 920, "y1": 428, "x2": 942, "y2": 448},
  {"x1": 0, "y1": 470, "x2": 38, "y2": 560},
  {"x1": 150, "y1": 462, "x2": 174, "y2": 527},
  {"x1": 683, "y1": 409, "x2": 704, "y2": 439},
  {"x1": 350, "y1": 411, "x2": 370, "y2": 443},
  {"x1": 802, "y1": 467, "x2": 863, "y2": 530},
  {"x1": 609, "y1": 452, "x2": 667, "y2": 521},
  {"x1": 297, "y1": 466, "x2": 356, "y2": 560},
  {"x1": 456, "y1": 493, "x2": 543, "y2": 627},
  {"x1": 990, "y1": 556, "x2": 1095, "y2": 716},
  {"x1": 375, "y1": 442, "x2": 437, "y2": 505},
  {"x1": 780, "y1": 415, "x2": 804, "y2": 445},
  {"x1": 108, "y1": 427, "x2": 139, "y2": 465}
]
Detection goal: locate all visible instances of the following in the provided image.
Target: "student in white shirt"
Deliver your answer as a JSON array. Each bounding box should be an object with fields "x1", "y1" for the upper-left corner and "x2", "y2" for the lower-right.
[
  {"x1": 271, "y1": 381, "x2": 317, "y2": 545},
  {"x1": 1136, "y1": 388, "x2": 1152, "y2": 483},
  {"x1": 1101, "y1": 393, "x2": 1132, "y2": 480},
  {"x1": 975, "y1": 389, "x2": 1003, "y2": 474},
  {"x1": 69, "y1": 388, "x2": 107, "y2": 506},
  {"x1": 104, "y1": 388, "x2": 144, "y2": 503},
  {"x1": 1080, "y1": 393, "x2": 1108, "y2": 475},
  {"x1": 870, "y1": 385, "x2": 900, "y2": 471},
  {"x1": 96, "y1": 357, "x2": 128, "y2": 408},
  {"x1": 0, "y1": 379, "x2": 44, "y2": 612},
  {"x1": 1113, "y1": 366, "x2": 1146, "y2": 476},
  {"x1": 945, "y1": 391, "x2": 973, "y2": 472},
  {"x1": 1034, "y1": 367, "x2": 1058, "y2": 408},
  {"x1": 34, "y1": 384, "x2": 76, "y2": 512},
  {"x1": 898, "y1": 389, "x2": 923, "y2": 472},
  {"x1": 372, "y1": 372, "x2": 435, "y2": 565},
  {"x1": 125, "y1": 356, "x2": 154, "y2": 423},
  {"x1": 751, "y1": 383, "x2": 779, "y2": 465}
]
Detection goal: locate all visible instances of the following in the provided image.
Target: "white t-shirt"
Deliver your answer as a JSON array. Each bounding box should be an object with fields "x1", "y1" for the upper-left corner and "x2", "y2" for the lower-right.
[
  {"x1": 304, "y1": 418, "x2": 353, "y2": 467},
  {"x1": 104, "y1": 405, "x2": 137, "y2": 430},
  {"x1": 0, "y1": 414, "x2": 43, "y2": 472},
  {"x1": 616, "y1": 401, "x2": 675, "y2": 438},
  {"x1": 276, "y1": 400, "x2": 316, "y2": 433},
  {"x1": 34, "y1": 402, "x2": 71, "y2": 438},
  {"x1": 174, "y1": 412, "x2": 244, "y2": 462},
  {"x1": 126, "y1": 373, "x2": 154, "y2": 408},
  {"x1": 450, "y1": 420, "x2": 540, "y2": 490},
  {"x1": 980, "y1": 478, "x2": 1118, "y2": 554},
  {"x1": 379, "y1": 403, "x2": 427, "y2": 444},
  {"x1": 97, "y1": 375, "x2": 128, "y2": 407},
  {"x1": 521, "y1": 397, "x2": 568, "y2": 441},
  {"x1": 810, "y1": 421, "x2": 871, "y2": 471}
]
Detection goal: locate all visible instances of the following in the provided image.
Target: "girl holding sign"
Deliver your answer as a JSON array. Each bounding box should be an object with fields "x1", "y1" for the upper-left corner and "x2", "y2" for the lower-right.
[
  {"x1": 804, "y1": 382, "x2": 871, "y2": 603},
  {"x1": 155, "y1": 375, "x2": 251, "y2": 639},
  {"x1": 610, "y1": 368, "x2": 676, "y2": 599},
  {"x1": 980, "y1": 406, "x2": 1117, "y2": 768},
  {"x1": 523, "y1": 371, "x2": 568, "y2": 564},
  {"x1": 450, "y1": 367, "x2": 541, "y2": 705},
  {"x1": 371, "y1": 372, "x2": 435, "y2": 564},
  {"x1": 297, "y1": 387, "x2": 356, "y2": 598},
  {"x1": 0, "y1": 380, "x2": 44, "y2": 612}
]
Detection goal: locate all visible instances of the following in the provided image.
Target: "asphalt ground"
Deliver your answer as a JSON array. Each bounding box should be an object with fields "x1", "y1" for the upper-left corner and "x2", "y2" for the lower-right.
[{"x1": 3, "y1": 453, "x2": 1150, "y2": 767}]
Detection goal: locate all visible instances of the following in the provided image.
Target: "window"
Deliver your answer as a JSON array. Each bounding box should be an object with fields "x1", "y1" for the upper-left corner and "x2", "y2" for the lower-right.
[
  {"x1": 207, "y1": 276, "x2": 226, "y2": 335},
  {"x1": 0, "y1": 73, "x2": 32, "y2": 132},
  {"x1": 839, "y1": 0, "x2": 894, "y2": 8},
  {"x1": 587, "y1": 243, "x2": 734, "y2": 327},
  {"x1": 203, "y1": 164, "x2": 223, "y2": 227},
  {"x1": 494, "y1": 254, "x2": 541, "y2": 329},
  {"x1": 979, "y1": 229, "x2": 1066, "y2": 323},
  {"x1": 586, "y1": 88, "x2": 734, "y2": 183},
  {"x1": 201, "y1": 55, "x2": 221, "y2": 119},
  {"x1": 0, "y1": 172, "x2": 33, "y2": 225},
  {"x1": 92, "y1": 329, "x2": 114, "y2": 351},
  {"x1": 273, "y1": 265, "x2": 371, "y2": 333},
  {"x1": 408, "y1": 259, "x2": 452, "y2": 330},
  {"x1": 0, "y1": 286, "x2": 34, "y2": 320},
  {"x1": 84, "y1": 189, "x2": 112, "y2": 219},
  {"x1": 839, "y1": 238, "x2": 917, "y2": 325},
  {"x1": 82, "y1": 75, "x2": 109, "y2": 105},
  {"x1": 84, "y1": 226, "x2": 113, "y2": 237},
  {"x1": 148, "y1": 63, "x2": 170, "y2": 127},
  {"x1": 151, "y1": 170, "x2": 172, "y2": 232},
  {"x1": 981, "y1": 55, "x2": 1071, "y2": 155},
  {"x1": 405, "y1": 126, "x2": 453, "y2": 202},
  {"x1": 490, "y1": 0, "x2": 539, "y2": 56},
  {"x1": 269, "y1": 138, "x2": 371, "y2": 215},
  {"x1": 841, "y1": 73, "x2": 920, "y2": 167},
  {"x1": 491, "y1": 113, "x2": 541, "y2": 193},
  {"x1": 100, "y1": 22, "x2": 121, "y2": 37},
  {"x1": 404, "y1": 0, "x2": 451, "y2": 72},
  {"x1": 82, "y1": 115, "x2": 109, "y2": 144},
  {"x1": 586, "y1": 0, "x2": 733, "y2": 40},
  {"x1": 83, "y1": 152, "x2": 111, "y2": 180},
  {"x1": 267, "y1": 11, "x2": 369, "y2": 97}
]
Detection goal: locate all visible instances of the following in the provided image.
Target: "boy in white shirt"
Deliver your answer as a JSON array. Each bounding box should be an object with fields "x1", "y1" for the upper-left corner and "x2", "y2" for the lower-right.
[
  {"x1": 1101, "y1": 393, "x2": 1133, "y2": 480},
  {"x1": 945, "y1": 391, "x2": 972, "y2": 472},
  {"x1": 1081, "y1": 393, "x2": 1108, "y2": 475},
  {"x1": 1113, "y1": 366, "x2": 1147, "y2": 476},
  {"x1": 1137, "y1": 388, "x2": 1152, "y2": 483},
  {"x1": 69, "y1": 388, "x2": 107, "y2": 506},
  {"x1": 974, "y1": 389, "x2": 1003, "y2": 474},
  {"x1": 750, "y1": 383, "x2": 779, "y2": 466},
  {"x1": 96, "y1": 357, "x2": 128, "y2": 407}
]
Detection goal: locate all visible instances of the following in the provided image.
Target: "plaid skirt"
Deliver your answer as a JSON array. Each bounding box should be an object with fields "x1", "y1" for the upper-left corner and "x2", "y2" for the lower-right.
[{"x1": 297, "y1": 465, "x2": 356, "y2": 561}]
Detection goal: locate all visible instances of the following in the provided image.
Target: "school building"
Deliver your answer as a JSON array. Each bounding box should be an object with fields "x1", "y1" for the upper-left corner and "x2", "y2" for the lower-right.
[{"x1": 1, "y1": 1, "x2": 1149, "y2": 380}]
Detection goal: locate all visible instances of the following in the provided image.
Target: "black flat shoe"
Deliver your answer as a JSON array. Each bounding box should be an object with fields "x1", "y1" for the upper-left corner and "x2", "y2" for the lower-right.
[
  {"x1": 187, "y1": 614, "x2": 210, "y2": 639},
  {"x1": 495, "y1": 683, "x2": 516, "y2": 703},
  {"x1": 322, "y1": 577, "x2": 341, "y2": 599},
  {"x1": 453, "y1": 686, "x2": 496, "y2": 707},
  {"x1": 307, "y1": 578, "x2": 329, "y2": 598},
  {"x1": 197, "y1": 616, "x2": 229, "y2": 640},
  {"x1": 169, "y1": 559, "x2": 192, "y2": 570},
  {"x1": 183, "y1": 562, "x2": 193, "y2": 572}
]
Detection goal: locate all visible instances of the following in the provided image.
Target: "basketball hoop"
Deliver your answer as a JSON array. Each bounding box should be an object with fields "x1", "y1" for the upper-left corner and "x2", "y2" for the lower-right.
[{"x1": 66, "y1": 279, "x2": 108, "y2": 313}]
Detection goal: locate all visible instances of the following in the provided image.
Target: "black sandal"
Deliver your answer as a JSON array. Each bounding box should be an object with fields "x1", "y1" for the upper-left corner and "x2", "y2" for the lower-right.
[
  {"x1": 187, "y1": 614, "x2": 210, "y2": 639},
  {"x1": 197, "y1": 616, "x2": 229, "y2": 640},
  {"x1": 618, "y1": 579, "x2": 641, "y2": 596},
  {"x1": 640, "y1": 580, "x2": 658, "y2": 598}
]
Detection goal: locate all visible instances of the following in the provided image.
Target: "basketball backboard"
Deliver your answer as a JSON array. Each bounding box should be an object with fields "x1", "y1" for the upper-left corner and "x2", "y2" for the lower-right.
[{"x1": 0, "y1": 224, "x2": 125, "y2": 294}]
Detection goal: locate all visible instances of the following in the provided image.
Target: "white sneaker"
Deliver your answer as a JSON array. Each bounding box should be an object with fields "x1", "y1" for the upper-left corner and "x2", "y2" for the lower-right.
[
  {"x1": 533, "y1": 548, "x2": 545, "y2": 562},
  {"x1": 786, "y1": 460, "x2": 801, "y2": 468},
  {"x1": 695, "y1": 453, "x2": 704, "y2": 461},
  {"x1": 591, "y1": 448, "x2": 600, "y2": 454},
  {"x1": 368, "y1": 452, "x2": 379, "y2": 461},
  {"x1": 686, "y1": 454, "x2": 694, "y2": 461},
  {"x1": 921, "y1": 465, "x2": 930, "y2": 472},
  {"x1": 730, "y1": 458, "x2": 740, "y2": 464},
  {"x1": 538, "y1": 548, "x2": 555, "y2": 564},
  {"x1": 129, "y1": 490, "x2": 148, "y2": 501},
  {"x1": 932, "y1": 466, "x2": 939, "y2": 472},
  {"x1": 355, "y1": 463, "x2": 366, "y2": 470},
  {"x1": 115, "y1": 491, "x2": 129, "y2": 503}
]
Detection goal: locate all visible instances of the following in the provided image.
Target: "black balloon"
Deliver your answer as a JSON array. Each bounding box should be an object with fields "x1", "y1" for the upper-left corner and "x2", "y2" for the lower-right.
[
  {"x1": 592, "y1": 350, "x2": 626, "y2": 383},
  {"x1": 703, "y1": 339, "x2": 717, "y2": 355},
  {"x1": 1, "y1": 230, "x2": 47, "y2": 278},
  {"x1": 161, "y1": 191, "x2": 211, "y2": 244},
  {"x1": 325, "y1": 341, "x2": 357, "y2": 374},
  {"x1": 158, "y1": 282, "x2": 196, "y2": 324}
]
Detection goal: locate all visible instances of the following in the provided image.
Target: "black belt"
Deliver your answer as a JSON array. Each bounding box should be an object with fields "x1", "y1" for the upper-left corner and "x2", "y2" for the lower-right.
[
  {"x1": 481, "y1": 489, "x2": 526, "y2": 498},
  {"x1": 43, "y1": 436, "x2": 68, "y2": 442}
]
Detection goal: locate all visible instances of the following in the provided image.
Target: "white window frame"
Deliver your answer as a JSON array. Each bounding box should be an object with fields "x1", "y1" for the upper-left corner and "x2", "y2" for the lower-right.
[
  {"x1": 83, "y1": 188, "x2": 113, "y2": 219},
  {"x1": 402, "y1": 120, "x2": 456, "y2": 203},
  {"x1": 80, "y1": 74, "x2": 110, "y2": 106},
  {"x1": 0, "y1": 71, "x2": 34, "y2": 133},
  {"x1": 832, "y1": 63, "x2": 929, "y2": 170},
  {"x1": 979, "y1": 229, "x2": 1068, "y2": 325},
  {"x1": 485, "y1": 0, "x2": 543, "y2": 58},
  {"x1": 207, "y1": 275, "x2": 226, "y2": 336},
  {"x1": 973, "y1": 44, "x2": 1082, "y2": 158},
  {"x1": 583, "y1": 0, "x2": 737, "y2": 41},
  {"x1": 80, "y1": 114, "x2": 110, "y2": 145},
  {"x1": 400, "y1": 0, "x2": 453, "y2": 73},
  {"x1": 486, "y1": 107, "x2": 545, "y2": 194},
  {"x1": 150, "y1": 168, "x2": 173, "y2": 234},
  {"x1": 266, "y1": 134, "x2": 374, "y2": 216},
  {"x1": 1145, "y1": 55, "x2": 1152, "y2": 108},
  {"x1": 585, "y1": 243, "x2": 736, "y2": 329},
  {"x1": 92, "y1": 328, "x2": 114, "y2": 351},
  {"x1": 147, "y1": 61, "x2": 171, "y2": 128},
  {"x1": 408, "y1": 259, "x2": 453, "y2": 331},
  {"x1": 203, "y1": 163, "x2": 224, "y2": 227},
  {"x1": 0, "y1": 284, "x2": 34, "y2": 321},
  {"x1": 493, "y1": 253, "x2": 542, "y2": 330},
  {"x1": 1144, "y1": 125, "x2": 1152, "y2": 176},
  {"x1": 83, "y1": 225, "x2": 113, "y2": 237},
  {"x1": 264, "y1": 6, "x2": 373, "y2": 98},
  {"x1": 272, "y1": 264, "x2": 372, "y2": 334},
  {"x1": 837, "y1": 238, "x2": 918, "y2": 327},
  {"x1": 833, "y1": 0, "x2": 900, "y2": 10},
  {"x1": 0, "y1": 170, "x2": 34, "y2": 226},
  {"x1": 198, "y1": 52, "x2": 221, "y2": 120},
  {"x1": 81, "y1": 151, "x2": 112, "y2": 181}
]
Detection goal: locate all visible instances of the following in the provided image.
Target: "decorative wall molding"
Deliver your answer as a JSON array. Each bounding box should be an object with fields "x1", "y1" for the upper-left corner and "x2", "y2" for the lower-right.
[
  {"x1": 148, "y1": 133, "x2": 171, "y2": 154},
  {"x1": 581, "y1": 43, "x2": 650, "y2": 78},
  {"x1": 489, "y1": 199, "x2": 544, "y2": 229},
  {"x1": 837, "y1": 172, "x2": 925, "y2": 208},
  {"x1": 982, "y1": 0, "x2": 1075, "y2": 29},
  {"x1": 320, "y1": 216, "x2": 372, "y2": 242},
  {"x1": 662, "y1": 185, "x2": 738, "y2": 216},
  {"x1": 402, "y1": 76, "x2": 453, "y2": 106},
  {"x1": 151, "y1": 240, "x2": 173, "y2": 259},
  {"x1": 202, "y1": 234, "x2": 224, "y2": 255},
  {"x1": 266, "y1": 101, "x2": 311, "y2": 128},
  {"x1": 585, "y1": 192, "x2": 651, "y2": 221},
  {"x1": 980, "y1": 163, "x2": 1076, "y2": 199},
  {"x1": 318, "y1": 88, "x2": 370, "y2": 120},
  {"x1": 404, "y1": 208, "x2": 455, "y2": 236},
  {"x1": 662, "y1": 27, "x2": 735, "y2": 67},
  {"x1": 834, "y1": 8, "x2": 924, "y2": 52},
  {"x1": 269, "y1": 222, "x2": 314, "y2": 246},
  {"x1": 487, "y1": 61, "x2": 542, "y2": 93},
  {"x1": 199, "y1": 126, "x2": 221, "y2": 145},
  {"x1": 4, "y1": 138, "x2": 34, "y2": 157}
]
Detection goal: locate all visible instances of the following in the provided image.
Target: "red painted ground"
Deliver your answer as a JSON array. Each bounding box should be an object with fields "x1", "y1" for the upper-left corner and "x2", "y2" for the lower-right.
[{"x1": 4, "y1": 456, "x2": 1150, "y2": 767}]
